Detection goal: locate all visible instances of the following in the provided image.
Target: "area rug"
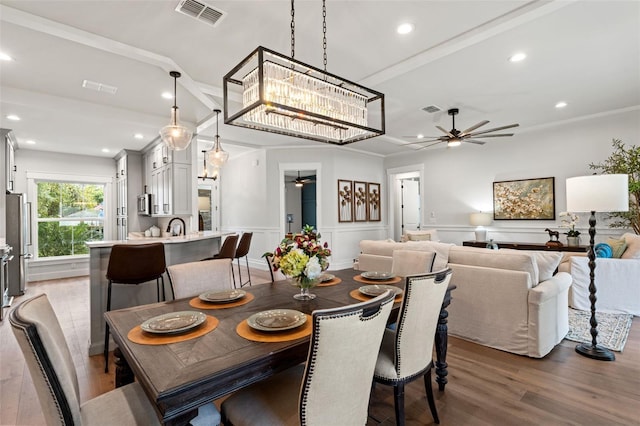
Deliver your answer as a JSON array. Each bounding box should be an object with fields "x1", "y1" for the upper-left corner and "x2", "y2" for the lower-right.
[{"x1": 565, "y1": 308, "x2": 633, "y2": 352}]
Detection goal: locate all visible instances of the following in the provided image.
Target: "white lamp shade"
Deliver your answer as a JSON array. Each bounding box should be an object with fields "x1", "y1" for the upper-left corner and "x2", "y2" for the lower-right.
[
  {"x1": 566, "y1": 174, "x2": 629, "y2": 213},
  {"x1": 470, "y1": 212, "x2": 492, "y2": 226}
]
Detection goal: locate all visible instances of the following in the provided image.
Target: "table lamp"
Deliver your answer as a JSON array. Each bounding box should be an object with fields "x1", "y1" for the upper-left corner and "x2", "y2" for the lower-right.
[
  {"x1": 566, "y1": 174, "x2": 629, "y2": 361},
  {"x1": 470, "y1": 212, "x2": 492, "y2": 241}
]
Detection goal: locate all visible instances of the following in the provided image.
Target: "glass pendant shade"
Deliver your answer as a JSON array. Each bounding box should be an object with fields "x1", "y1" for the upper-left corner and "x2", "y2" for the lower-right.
[
  {"x1": 223, "y1": 46, "x2": 384, "y2": 145},
  {"x1": 160, "y1": 107, "x2": 193, "y2": 151},
  {"x1": 208, "y1": 137, "x2": 229, "y2": 167}
]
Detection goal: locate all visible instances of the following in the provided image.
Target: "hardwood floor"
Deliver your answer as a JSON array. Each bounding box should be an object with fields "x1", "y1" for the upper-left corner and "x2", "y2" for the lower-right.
[{"x1": 1, "y1": 271, "x2": 639, "y2": 425}]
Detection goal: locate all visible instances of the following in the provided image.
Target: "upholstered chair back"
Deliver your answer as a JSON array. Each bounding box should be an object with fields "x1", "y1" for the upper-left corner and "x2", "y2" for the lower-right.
[
  {"x1": 393, "y1": 269, "x2": 452, "y2": 378},
  {"x1": 215, "y1": 234, "x2": 238, "y2": 259},
  {"x1": 10, "y1": 294, "x2": 81, "y2": 425},
  {"x1": 234, "y1": 232, "x2": 253, "y2": 259},
  {"x1": 391, "y1": 249, "x2": 436, "y2": 277},
  {"x1": 300, "y1": 291, "x2": 395, "y2": 425},
  {"x1": 106, "y1": 243, "x2": 166, "y2": 284},
  {"x1": 167, "y1": 258, "x2": 233, "y2": 299}
]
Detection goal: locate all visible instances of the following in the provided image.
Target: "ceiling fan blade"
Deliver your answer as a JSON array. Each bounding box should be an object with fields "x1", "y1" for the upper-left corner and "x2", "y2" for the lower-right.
[
  {"x1": 402, "y1": 135, "x2": 441, "y2": 139},
  {"x1": 416, "y1": 141, "x2": 444, "y2": 150},
  {"x1": 436, "y1": 125, "x2": 455, "y2": 138},
  {"x1": 459, "y1": 120, "x2": 489, "y2": 136},
  {"x1": 402, "y1": 138, "x2": 442, "y2": 146},
  {"x1": 469, "y1": 133, "x2": 515, "y2": 138},
  {"x1": 464, "y1": 139, "x2": 486, "y2": 145},
  {"x1": 469, "y1": 123, "x2": 519, "y2": 136}
]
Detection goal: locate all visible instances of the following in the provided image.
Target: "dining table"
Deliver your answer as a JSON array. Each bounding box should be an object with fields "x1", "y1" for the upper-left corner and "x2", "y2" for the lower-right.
[{"x1": 104, "y1": 269, "x2": 455, "y2": 425}]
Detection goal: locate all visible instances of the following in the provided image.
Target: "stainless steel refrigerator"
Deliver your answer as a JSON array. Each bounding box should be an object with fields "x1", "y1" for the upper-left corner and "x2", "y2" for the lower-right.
[{"x1": 6, "y1": 192, "x2": 31, "y2": 296}]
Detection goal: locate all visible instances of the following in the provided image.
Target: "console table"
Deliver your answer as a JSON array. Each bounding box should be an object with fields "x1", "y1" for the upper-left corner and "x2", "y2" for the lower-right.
[{"x1": 462, "y1": 240, "x2": 588, "y2": 252}]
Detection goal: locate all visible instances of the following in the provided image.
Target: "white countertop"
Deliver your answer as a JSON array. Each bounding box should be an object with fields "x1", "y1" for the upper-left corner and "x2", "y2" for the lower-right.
[{"x1": 86, "y1": 231, "x2": 226, "y2": 248}]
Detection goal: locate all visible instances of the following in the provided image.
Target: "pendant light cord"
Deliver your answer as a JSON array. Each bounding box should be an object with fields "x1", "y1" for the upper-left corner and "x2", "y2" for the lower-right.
[
  {"x1": 322, "y1": 0, "x2": 327, "y2": 72},
  {"x1": 290, "y1": 0, "x2": 295, "y2": 60}
]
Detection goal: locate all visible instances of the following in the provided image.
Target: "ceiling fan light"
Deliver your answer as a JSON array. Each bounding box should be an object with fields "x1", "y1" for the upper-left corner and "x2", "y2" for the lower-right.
[
  {"x1": 447, "y1": 138, "x2": 462, "y2": 147},
  {"x1": 295, "y1": 181, "x2": 304, "y2": 188}
]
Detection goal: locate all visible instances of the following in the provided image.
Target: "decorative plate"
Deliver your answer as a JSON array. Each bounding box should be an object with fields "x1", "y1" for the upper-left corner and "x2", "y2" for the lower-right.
[
  {"x1": 361, "y1": 271, "x2": 396, "y2": 281},
  {"x1": 141, "y1": 311, "x2": 207, "y2": 334},
  {"x1": 359, "y1": 285, "x2": 403, "y2": 298},
  {"x1": 320, "y1": 273, "x2": 335, "y2": 282},
  {"x1": 247, "y1": 309, "x2": 307, "y2": 332},
  {"x1": 199, "y1": 289, "x2": 246, "y2": 303}
]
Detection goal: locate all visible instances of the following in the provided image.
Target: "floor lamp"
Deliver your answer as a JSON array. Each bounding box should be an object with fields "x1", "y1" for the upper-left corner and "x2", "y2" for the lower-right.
[{"x1": 566, "y1": 174, "x2": 629, "y2": 361}]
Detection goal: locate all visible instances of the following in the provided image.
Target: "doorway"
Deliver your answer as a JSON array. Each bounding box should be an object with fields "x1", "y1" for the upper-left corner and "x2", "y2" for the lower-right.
[
  {"x1": 280, "y1": 163, "x2": 321, "y2": 237},
  {"x1": 387, "y1": 165, "x2": 424, "y2": 241}
]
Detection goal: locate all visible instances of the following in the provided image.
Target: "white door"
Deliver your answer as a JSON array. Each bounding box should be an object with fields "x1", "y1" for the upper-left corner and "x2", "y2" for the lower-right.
[{"x1": 401, "y1": 178, "x2": 421, "y2": 233}]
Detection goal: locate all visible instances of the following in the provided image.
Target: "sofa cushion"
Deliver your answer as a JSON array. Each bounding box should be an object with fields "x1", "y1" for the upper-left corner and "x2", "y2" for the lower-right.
[
  {"x1": 449, "y1": 246, "x2": 539, "y2": 285},
  {"x1": 522, "y1": 251, "x2": 563, "y2": 281},
  {"x1": 621, "y1": 233, "x2": 640, "y2": 259},
  {"x1": 606, "y1": 237, "x2": 627, "y2": 258},
  {"x1": 403, "y1": 229, "x2": 440, "y2": 242},
  {"x1": 359, "y1": 240, "x2": 453, "y2": 271}
]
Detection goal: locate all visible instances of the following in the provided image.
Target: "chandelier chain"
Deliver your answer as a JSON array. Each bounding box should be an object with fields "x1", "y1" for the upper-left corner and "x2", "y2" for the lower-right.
[
  {"x1": 322, "y1": 0, "x2": 327, "y2": 71},
  {"x1": 290, "y1": 0, "x2": 295, "y2": 60}
]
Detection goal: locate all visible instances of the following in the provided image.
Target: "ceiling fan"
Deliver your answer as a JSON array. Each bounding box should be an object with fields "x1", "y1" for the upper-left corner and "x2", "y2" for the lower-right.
[
  {"x1": 289, "y1": 171, "x2": 316, "y2": 187},
  {"x1": 404, "y1": 108, "x2": 519, "y2": 149}
]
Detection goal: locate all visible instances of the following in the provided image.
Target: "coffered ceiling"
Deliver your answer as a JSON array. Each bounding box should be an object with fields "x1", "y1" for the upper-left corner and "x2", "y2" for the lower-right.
[{"x1": 1, "y1": 0, "x2": 638, "y2": 158}]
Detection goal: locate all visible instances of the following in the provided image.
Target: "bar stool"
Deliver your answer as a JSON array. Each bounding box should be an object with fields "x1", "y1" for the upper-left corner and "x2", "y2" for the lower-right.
[
  {"x1": 202, "y1": 234, "x2": 238, "y2": 261},
  {"x1": 233, "y1": 232, "x2": 253, "y2": 288},
  {"x1": 104, "y1": 243, "x2": 166, "y2": 372}
]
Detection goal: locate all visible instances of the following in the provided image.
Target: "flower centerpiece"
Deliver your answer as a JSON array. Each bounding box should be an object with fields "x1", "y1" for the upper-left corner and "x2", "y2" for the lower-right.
[
  {"x1": 268, "y1": 225, "x2": 331, "y2": 300},
  {"x1": 559, "y1": 211, "x2": 581, "y2": 245}
]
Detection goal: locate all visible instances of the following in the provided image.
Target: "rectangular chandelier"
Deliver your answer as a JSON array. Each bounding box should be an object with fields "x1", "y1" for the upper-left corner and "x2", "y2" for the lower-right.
[{"x1": 223, "y1": 46, "x2": 385, "y2": 145}]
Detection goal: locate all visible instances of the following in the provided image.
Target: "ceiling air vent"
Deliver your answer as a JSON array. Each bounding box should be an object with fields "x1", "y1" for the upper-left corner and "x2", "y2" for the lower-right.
[
  {"x1": 175, "y1": 0, "x2": 226, "y2": 27},
  {"x1": 422, "y1": 105, "x2": 442, "y2": 114}
]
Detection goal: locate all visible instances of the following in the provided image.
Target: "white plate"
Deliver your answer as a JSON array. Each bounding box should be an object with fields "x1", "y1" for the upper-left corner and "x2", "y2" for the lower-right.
[
  {"x1": 247, "y1": 309, "x2": 307, "y2": 332},
  {"x1": 359, "y1": 285, "x2": 403, "y2": 298},
  {"x1": 361, "y1": 271, "x2": 396, "y2": 281},
  {"x1": 141, "y1": 311, "x2": 207, "y2": 334},
  {"x1": 319, "y1": 273, "x2": 335, "y2": 282},
  {"x1": 199, "y1": 289, "x2": 246, "y2": 303}
]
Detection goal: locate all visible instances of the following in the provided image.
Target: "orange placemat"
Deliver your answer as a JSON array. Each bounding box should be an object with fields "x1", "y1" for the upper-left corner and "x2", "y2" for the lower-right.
[
  {"x1": 236, "y1": 315, "x2": 312, "y2": 342},
  {"x1": 127, "y1": 315, "x2": 219, "y2": 345},
  {"x1": 317, "y1": 277, "x2": 342, "y2": 287},
  {"x1": 354, "y1": 275, "x2": 402, "y2": 285},
  {"x1": 189, "y1": 292, "x2": 255, "y2": 309},
  {"x1": 349, "y1": 289, "x2": 403, "y2": 303}
]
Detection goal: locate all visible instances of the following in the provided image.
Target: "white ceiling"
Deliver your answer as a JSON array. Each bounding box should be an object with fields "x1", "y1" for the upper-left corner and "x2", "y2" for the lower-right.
[{"x1": 1, "y1": 0, "x2": 638, "y2": 159}]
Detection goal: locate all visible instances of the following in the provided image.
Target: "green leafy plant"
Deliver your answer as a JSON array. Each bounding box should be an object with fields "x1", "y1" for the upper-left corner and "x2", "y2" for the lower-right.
[{"x1": 589, "y1": 139, "x2": 640, "y2": 234}]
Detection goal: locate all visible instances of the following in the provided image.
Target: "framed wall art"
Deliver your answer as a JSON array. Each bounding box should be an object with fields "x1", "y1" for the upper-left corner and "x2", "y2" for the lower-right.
[
  {"x1": 367, "y1": 182, "x2": 381, "y2": 221},
  {"x1": 493, "y1": 177, "x2": 555, "y2": 220},
  {"x1": 353, "y1": 181, "x2": 368, "y2": 222},
  {"x1": 337, "y1": 180, "x2": 353, "y2": 222}
]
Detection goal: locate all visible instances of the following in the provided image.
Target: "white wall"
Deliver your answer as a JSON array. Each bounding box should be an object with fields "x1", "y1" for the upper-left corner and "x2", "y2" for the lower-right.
[{"x1": 384, "y1": 109, "x2": 640, "y2": 245}]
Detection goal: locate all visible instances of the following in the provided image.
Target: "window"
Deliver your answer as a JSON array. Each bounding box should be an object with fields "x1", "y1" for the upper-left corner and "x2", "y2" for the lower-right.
[{"x1": 36, "y1": 181, "x2": 105, "y2": 258}]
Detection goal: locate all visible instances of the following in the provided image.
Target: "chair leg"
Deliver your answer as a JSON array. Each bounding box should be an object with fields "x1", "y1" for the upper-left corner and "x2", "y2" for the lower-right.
[
  {"x1": 424, "y1": 368, "x2": 440, "y2": 424},
  {"x1": 244, "y1": 256, "x2": 252, "y2": 286},
  {"x1": 393, "y1": 383, "x2": 406, "y2": 426},
  {"x1": 104, "y1": 280, "x2": 113, "y2": 373},
  {"x1": 236, "y1": 257, "x2": 243, "y2": 287}
]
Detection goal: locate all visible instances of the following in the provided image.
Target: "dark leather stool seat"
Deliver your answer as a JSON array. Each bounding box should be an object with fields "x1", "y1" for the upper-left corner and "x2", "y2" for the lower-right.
[{"x1": 104, "y1": 243, "x2": 166, "y2": 372}]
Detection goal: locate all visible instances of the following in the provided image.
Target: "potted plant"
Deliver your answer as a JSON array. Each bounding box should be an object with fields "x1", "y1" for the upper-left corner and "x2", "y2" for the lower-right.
[
  {"x1": 589, "y1": 139, "x2": 640, "y2": 234},
  {"x1": 559, "y1": 212, "x2": 581, "y2": 246}
]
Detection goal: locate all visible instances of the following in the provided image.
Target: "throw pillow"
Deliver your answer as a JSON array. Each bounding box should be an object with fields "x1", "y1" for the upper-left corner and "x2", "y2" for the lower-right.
[
  {"x1": 523, "y1": 251, "x2": 563, "y2": 282},
  {"x1": 408, "y1": 233, "x2": 431, "y2": 241},
  {"x1": 594, "y1": 243, "x2": 613, "y2": 258},
  {"x1": 606, "y1": 237, "x2": 627, "y2": 258},
  {"x1": 621, "y1": 233, "x2": 640, "y2": 259}
]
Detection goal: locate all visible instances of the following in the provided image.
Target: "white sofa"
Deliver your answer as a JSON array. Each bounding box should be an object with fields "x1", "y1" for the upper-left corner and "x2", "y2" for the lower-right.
[
  {"x1": 356, "y1": 239, "x2": 571, "y2": 358},
  {"x1": 559, "y1": 232, "x2": 640, "y2": 316}
]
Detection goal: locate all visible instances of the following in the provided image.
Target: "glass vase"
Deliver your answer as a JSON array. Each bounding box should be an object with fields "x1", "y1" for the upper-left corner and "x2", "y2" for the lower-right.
[{"x1": 290, "y1": 275, "x2": 320, "y2": 300}]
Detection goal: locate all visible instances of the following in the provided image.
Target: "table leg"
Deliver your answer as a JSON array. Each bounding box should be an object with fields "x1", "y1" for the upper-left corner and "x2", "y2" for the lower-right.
[
  {"x1": 114, "y1": 347, "x2": 134, "y2": 388},
  {"x1": 435, "y1": 290, "x2": 452, "y2": 391}
]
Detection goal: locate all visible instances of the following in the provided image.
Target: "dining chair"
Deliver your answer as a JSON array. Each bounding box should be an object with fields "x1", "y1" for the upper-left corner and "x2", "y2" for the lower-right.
[
  {"x1": 10, "y1": 294, "x2": 163, "y2": 426},
  {"x1": 232, "y1": 232, "x2": 253, "y2": 288},
  {"x1": 262, "y1": 253, "x2": 286, "y2": 283},
  {"x1": 220, "y1": 290, "x2": 396, "y2": 425},
  {"x1": 104, "y1": 242, "x2": 166, "y2": 372},
  {"x1": 167, "y1": 258, "x2": 233, "y2": 299},
  {"x1": 391, "y1": 249, "x2": 436, "y2": 277},
  {"x1": 373, "y1": 268, "x2": 453, "y2": 425}
]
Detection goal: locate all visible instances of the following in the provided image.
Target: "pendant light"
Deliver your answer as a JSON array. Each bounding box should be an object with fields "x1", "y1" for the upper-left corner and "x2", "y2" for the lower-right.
[
  {"x1": 208, "y1": 109, "x2": 229, "y2": 167},
  {"x1": 198, "y1": 150, "x2": 217, "y2": 181},
  {"x1": 160, "y1": 71, "x2": 193, "y2": 151}
]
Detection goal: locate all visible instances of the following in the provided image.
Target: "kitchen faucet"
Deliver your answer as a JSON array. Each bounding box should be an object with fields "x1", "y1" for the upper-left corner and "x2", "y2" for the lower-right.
[{"x1": 167, "y1": 217, "x2": 186, "y2": 236}]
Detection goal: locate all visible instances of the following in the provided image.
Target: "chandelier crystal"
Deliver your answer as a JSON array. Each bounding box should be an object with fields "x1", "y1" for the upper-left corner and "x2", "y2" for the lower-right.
[{"x1": 160, "y1": 71, "x2": 193, "y2": 151}]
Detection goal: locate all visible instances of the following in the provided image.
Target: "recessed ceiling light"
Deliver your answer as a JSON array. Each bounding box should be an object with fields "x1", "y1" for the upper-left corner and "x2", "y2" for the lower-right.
[
  {"x1": 25, "y1": 140, "x2": 36, "y2": 145},
  {"x1": 101, "y1": 148, "x2": 110, "y2": 153},
  {"x1": 6, "y1": 114, "x2": 20, "y2": 121},
  {"x1": 509, "y1": 52, "x2": 527, "y2": 62},
  {"x1": 397, "y1": 23, "x2": 414, "y2": 35},
  {"x1": 162, "y1": 92, "x2": 173, "y2": 99},
  {"x1": 134, "y1": 133, "x2": 144, "y2": 139},
  {"x1": 0, "y1": 52, "x2": 13, "y2": 61},
  {"x1": 555, "y1": 101, "x2": 568, "y2": 108}
]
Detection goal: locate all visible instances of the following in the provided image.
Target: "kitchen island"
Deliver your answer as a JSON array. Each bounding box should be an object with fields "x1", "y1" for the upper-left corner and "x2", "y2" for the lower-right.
[{"x1": 86, "y1": 231, "x2": 223, "y2": 356}]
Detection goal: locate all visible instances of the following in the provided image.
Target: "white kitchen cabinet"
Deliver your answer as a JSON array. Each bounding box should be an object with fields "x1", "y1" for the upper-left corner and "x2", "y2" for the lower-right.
[
  {"x1": 114, "y1": 150, "x2": 154, "y2": 238},
  {"x1": 143, "y1": 142, "x2": 192, "y2": 217},
  {"x1": 2, "y1": 129, "x2": 17, "y2": 193}
]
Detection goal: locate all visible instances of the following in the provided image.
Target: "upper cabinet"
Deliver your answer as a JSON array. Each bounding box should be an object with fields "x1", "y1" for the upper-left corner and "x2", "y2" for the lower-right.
[
  {"x1": 142, "y1": 142, "x2": 192, "y2": 217},
  {"x1": 1, "y1": 129, "x2": 17, "y2": 193},
  {"x1": 114, "y1": 150, "x2": 154, "y2": 238}
]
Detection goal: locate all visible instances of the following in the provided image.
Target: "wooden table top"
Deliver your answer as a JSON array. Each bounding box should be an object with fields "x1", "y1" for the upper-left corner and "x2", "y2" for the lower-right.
[{"x1": 104, "y1": 269, "x2": 402, "y2": 424}]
